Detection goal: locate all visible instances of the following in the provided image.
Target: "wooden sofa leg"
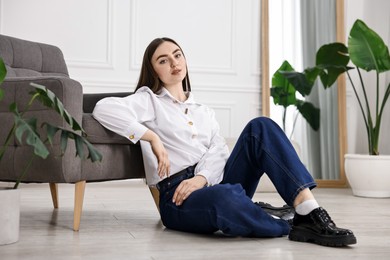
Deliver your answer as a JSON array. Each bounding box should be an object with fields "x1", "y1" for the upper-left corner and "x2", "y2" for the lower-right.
[
  {"x1": 73, "y1": 180, "x2": 86, "y2": 232},
  {"x1": 49, "y1": 183, "x2": 59, "y2": 209},
  {"x1": 148, "y1": 186, "x2": 160, "y2": 213}
]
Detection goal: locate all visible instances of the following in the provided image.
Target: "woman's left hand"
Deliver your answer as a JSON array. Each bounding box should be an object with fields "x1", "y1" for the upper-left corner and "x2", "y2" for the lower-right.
[{"x1": 172, "y1": 175, "x2": 207, "y2": 206}]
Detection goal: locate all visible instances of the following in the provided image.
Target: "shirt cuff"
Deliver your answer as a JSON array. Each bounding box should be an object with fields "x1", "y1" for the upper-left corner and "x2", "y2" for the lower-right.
[
  {"x1": 195, "y1": 170, "x2": 212, "y2": 186},
  {"x1": 126, "y1": 122, "x2": 148, "y2": 144}
]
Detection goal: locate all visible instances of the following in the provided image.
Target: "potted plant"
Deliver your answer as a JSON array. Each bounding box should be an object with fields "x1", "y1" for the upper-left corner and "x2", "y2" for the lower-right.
[
  {"x1": 271, "y1": 60, "x2": 320, "y2": 139},
  {"x1": 275, "y1": 19, "x2": 390, "y2": 197},
  {"x1": 0, "y1": 57, "x2": 102, "y2": 245}
]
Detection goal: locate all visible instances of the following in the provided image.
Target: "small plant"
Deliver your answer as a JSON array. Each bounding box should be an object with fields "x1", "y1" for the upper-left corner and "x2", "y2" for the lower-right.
[
  {"x1": 0, "y1": 57, "x2": 102, "y2": 188},
  {"x1": 274, "y1": 19, "x2": 390, "y2": 155}
]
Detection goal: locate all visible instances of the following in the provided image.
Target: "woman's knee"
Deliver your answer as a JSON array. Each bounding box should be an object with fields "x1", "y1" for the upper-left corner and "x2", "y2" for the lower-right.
[
  {"x1": 248, "y1": 117, "x2": 276, "y2": 128},
  {"x1": 209, "y1": 184, "x2": 246, "y2": 205}
]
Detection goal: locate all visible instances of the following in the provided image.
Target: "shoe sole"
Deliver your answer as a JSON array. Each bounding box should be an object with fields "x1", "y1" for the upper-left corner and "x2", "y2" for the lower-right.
[
  {"x1": 289, "y1": 227, "x2": 357, "y2": 247},
  {"x1": 255, "y1": 202, "x2": 293, "y2": 212},
  {"x1": 255, "y1": 202, "x2": 295, "y2": 219}
]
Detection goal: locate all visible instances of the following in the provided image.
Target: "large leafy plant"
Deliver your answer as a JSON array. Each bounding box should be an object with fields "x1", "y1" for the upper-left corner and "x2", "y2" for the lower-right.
[
  {"x1": 0, "y1": 57, "x2": 102, "y2": 188},
  {"x1": 271, "y1": 60, "x2": 320, "y2": 138},
  {"x1": 275, "y1": 19, "x2": 390, "y2": 155}
]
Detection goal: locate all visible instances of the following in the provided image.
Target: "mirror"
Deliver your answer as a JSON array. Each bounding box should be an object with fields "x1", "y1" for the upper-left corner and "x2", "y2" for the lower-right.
[{"x1": 261, "y1": 0, "x2": 347, "y2": 187}]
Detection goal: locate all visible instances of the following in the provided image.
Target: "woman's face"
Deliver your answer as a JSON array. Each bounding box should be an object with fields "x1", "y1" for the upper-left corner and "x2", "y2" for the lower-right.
[{"x1": 151, "y1": 41, "x2": 187, "y2": 89}]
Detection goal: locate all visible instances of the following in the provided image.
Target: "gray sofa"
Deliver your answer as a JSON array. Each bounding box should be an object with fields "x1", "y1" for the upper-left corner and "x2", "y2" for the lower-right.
[{"x1": 0, "y1": 34, "x2": 145, "y2": 231}]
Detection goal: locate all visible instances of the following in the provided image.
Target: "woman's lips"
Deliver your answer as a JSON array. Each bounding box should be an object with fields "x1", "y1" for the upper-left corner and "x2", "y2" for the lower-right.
[{"x1": 172, "y1": 69, "x2": 181, "y2": 75}]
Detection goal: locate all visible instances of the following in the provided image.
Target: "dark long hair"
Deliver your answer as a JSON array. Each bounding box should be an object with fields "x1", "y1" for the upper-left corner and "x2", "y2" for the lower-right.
[{"x1": 135, "y1": 37, "x2": 191, "y2": 93}]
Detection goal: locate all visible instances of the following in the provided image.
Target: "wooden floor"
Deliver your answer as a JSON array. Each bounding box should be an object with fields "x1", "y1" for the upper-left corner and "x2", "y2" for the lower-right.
[{"x1": 0, "y1": 180, "x2": 389, "y2": 259}]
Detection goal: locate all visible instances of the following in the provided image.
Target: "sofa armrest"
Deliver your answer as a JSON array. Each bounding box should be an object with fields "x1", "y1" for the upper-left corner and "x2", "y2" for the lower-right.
[
  {"x1": 1, "y1": 76, "x2": 83, "y2": 123},
  {"x1": 83, "y1": 92, "x2": 132, "y2": 113}
]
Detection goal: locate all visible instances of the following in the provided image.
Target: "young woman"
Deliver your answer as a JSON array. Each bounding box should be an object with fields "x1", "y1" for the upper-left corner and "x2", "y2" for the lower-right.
[{"x1": 92, "y1": 37, "x2": 356, "y2": 247}]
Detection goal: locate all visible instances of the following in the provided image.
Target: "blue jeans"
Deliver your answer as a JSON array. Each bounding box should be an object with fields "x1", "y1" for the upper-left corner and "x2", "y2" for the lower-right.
[{"x1": 159, "y1": 117, "x2": 316, "y2": 237}]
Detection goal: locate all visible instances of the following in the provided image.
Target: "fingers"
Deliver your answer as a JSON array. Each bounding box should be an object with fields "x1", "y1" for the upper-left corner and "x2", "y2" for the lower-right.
[
  {"x1": 172, "y1": 180, "x2": 192, "y2": 206},
  {"x1": 157, "y1": 148, "x2": 170, "y2": 178},
  {"x1": 149, "y1": 136, "x2": 170, "y2": 178},
  {"x1": 157, "y1": 157, "x2": 170, "y2": 178},
  {"x1": 172, "y1": 176, "x2": 207, "y2": 206}
]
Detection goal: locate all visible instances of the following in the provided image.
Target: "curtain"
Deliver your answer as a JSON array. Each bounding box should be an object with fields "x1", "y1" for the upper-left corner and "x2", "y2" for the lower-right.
[{"x1": 300, "y1": 0, "x2": 340, "y2": 179}]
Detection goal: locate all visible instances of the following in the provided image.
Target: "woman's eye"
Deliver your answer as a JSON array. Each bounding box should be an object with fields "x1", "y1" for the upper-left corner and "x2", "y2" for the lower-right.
[
  {"x1": 175, "y1": 53, "x2": 182, "y2": 59},
  {"x1": 159, "y1": 59, "x2": 167, "y2": 64}
]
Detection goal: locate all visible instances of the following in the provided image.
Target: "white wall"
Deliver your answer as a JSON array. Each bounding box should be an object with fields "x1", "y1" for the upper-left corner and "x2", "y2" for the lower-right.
[
  {"x1": 345, "y1": 0, "x2": 390, "y2": 155},
  {"x1": 0, "y1": 0, "x2": 262, "y2": 138}
]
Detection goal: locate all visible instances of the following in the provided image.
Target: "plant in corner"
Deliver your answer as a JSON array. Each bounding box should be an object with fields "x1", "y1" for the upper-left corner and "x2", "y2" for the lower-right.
[
  {"x1": 275, "y1": 19, "x2": 390, "y2": 197},
  {"x1": 271, "y1": 60, "x2": 321, "y2": 140},
  {"x1": 0, "y1": 57, "x2": 102, "y2": 188},
  {"x1": 0, "y1": 56, "x2": 102, "y2": 245}
]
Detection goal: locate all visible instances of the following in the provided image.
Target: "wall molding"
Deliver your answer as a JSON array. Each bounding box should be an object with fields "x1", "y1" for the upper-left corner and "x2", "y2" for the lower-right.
[
  {"x1": 67, "y1": 0, "x2": 114, "y2": 70},
  {"x1": 78, "y1": 77, "x2": 261, "y2": 94},
  {"x1": 129, "y1": 0, "x2": 238, "y2": 75},
  {"x1": 0, "y1": 0, "x2": 3, "y2": 33},
  {"x1": 251, "y1": 0, "x2": 261, "y2": 77},
  {"x1": 203, "y1": 102, "x2": 236, "y2": 137}
]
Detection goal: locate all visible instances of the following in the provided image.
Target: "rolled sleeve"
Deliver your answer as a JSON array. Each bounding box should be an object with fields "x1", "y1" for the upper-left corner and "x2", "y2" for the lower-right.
[
  {"x1": 92, "y1": 91, "x2": 154, "y2": 143},
  {"x1": 127, "y1": 122, "x2": 148, "y2": 144}
]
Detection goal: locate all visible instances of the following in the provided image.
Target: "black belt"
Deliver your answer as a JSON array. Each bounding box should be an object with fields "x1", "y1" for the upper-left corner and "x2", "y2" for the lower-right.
[{"x1": 156, "y1": 165, "x2": 196, "y2": 192}]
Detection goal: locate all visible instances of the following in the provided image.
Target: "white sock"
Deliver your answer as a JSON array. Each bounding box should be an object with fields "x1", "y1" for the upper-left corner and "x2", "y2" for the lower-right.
[{"x1": 295, "y1": 199, "x2": 320, "y2": 215}]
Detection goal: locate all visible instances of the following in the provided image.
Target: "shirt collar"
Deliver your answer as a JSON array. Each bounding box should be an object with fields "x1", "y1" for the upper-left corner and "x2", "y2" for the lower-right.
[{"x1": 157, "y1": 87, "x2": 198, "y2": 105}]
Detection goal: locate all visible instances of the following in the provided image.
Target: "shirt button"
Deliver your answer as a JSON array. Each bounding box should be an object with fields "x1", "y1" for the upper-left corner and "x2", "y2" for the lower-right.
[
  {"x1": 188, "y1": 121, "x2": 193, "y2": 126},
  {"x1": 129, "y1": 134, "x2": 135, "y2": 139},
  {"x1": 192, "y1": 134, "x2": 197, "y2": 139}
]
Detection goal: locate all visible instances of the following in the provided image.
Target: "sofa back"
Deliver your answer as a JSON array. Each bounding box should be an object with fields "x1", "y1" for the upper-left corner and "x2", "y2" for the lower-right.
[{"x1": 0, "y1": 34, "x2": 69, "y2": 78}]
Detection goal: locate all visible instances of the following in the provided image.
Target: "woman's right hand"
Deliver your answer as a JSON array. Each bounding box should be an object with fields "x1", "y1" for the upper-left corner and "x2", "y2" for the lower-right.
[
  {"x1": 150, "y1": 136, "x2": 170, "y2": 178},
  {"x1": 142, "y1": 130, "x2": 170, "y2": 178}
]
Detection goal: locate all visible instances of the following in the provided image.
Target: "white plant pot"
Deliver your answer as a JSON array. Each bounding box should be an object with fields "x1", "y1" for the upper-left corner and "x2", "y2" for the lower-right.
[
  {"x1": 0, "y1": 188, "x2": 20, "y2": 245},
  {"x1": 345, "y1": 154, "x2": 390, "y2": 198}
]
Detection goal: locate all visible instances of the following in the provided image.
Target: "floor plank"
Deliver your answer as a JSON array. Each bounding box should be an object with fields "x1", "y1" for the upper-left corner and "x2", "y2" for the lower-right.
[{"x1": 0, "y1": 180, "x2": 389, "y2": 259}]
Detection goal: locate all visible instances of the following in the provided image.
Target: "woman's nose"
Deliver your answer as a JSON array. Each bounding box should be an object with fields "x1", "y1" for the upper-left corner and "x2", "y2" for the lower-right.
[{"x1": 171, "y1": 59, "x2": 178, "y2": 68}]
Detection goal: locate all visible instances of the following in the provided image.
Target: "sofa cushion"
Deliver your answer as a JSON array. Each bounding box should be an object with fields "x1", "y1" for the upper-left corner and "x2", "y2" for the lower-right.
[
  {"x1": 83, "y1": 113, "x2": 132, "y2": 144},
  {"x1": 0, "y1": 34, "x2": 69, "y2": 78}
]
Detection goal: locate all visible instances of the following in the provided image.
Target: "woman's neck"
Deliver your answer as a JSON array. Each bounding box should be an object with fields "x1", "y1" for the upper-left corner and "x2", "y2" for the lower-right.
[{"x1": 165, "y1": 85, "x2": 187, "y2": 102}]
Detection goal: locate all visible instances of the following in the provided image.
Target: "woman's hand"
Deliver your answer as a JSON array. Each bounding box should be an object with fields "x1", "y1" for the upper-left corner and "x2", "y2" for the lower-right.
[
  {"x1": 150, "y1": 136, "x2": 170, "y2": 178},
  {"x1": 173, "y1": 175, "x2": 207, "y2": 206},
  {"x1": 142, "y1": 130, "x2": 170, "y2": 178}
]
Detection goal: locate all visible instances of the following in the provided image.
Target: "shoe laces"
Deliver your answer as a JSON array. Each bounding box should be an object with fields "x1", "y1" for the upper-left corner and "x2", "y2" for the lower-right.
[{"x1": 317, "y1": 207, "x2": 335, "y2": 226}]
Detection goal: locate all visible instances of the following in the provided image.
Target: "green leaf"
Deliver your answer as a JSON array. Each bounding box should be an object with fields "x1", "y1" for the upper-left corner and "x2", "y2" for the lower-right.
[
  {"x1": 272, "y1": 60, "x2": 295, "y2": 87},
  {"x1": 30, "y1": 83, "x2": 84, "y2": 132},
  {"x1": 84, "y1": 139, "x2": 103, "y2": 162},
  {"x1": 0, "y1": 58, "x2": 6, "y2": 101},
  {"x1": 348, "y1": 19, "x2": 390, "y2": 72},
  {"x1": 316, "y1": 43, "x2": 350, "y2": 87},
  {"x1": 0, "y1": 57, "x2": 7, "y2": 84},
  {"x1": 271, "y1": 61, "x2": 297, "y2": 107},
  {"x1": 271, "y1": 86, "x2": 297, "y2": 107},
  {"x1": 43, "y1": 123, "x2": 61, "y2": 145},
  {"x1": 9, "y1": 102, "x2": 18, "y2": 114},
  {"x1": 281, "y1": 71, "x2": 314, "y2": 96},
  {"x1": 74, "y1": 135, "x2": 85, "y2": 159},
  {"x1": 296, "y1": 100, "x2": 320, "y2": 131},
  {"x1": 60, "y1": 131, "x2": 69, "y2": 154},
  {"x1": 13, "y1": 116, "x2": 49, "y2": 159},
  {"x1": 58, "y1": 128, "x2": 102, "y2": 162}
]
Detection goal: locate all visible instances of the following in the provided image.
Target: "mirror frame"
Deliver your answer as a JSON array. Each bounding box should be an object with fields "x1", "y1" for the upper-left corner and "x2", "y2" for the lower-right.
[{"x1": 261, "y1": 0, "x2": 348, "y2": 188}]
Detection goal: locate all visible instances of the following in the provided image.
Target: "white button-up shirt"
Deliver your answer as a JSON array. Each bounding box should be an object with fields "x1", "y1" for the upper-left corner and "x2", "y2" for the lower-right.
[{"x1": 92, "y1": 86, "x2": 230, "y2": 186}]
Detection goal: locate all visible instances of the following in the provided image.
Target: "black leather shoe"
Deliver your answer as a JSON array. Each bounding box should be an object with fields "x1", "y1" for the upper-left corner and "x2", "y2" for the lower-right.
[
  {"x1": 289, "y1": 207, "x2": 357, "y2": 247},
  {"x1": 255, "y1": 201, "x2": 295, "y2": 225}
]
